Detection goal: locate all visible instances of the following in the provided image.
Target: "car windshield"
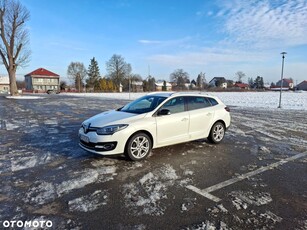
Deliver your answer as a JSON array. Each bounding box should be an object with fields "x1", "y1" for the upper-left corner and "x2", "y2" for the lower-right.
[{"x1": 119, "y1": 95, "x2": 167, "y2": 114}]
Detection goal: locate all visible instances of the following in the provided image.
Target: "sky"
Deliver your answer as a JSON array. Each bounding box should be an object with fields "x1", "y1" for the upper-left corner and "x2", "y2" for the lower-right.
[{"x1": 2, "y1": 0, "x2": 307, "y2": 85}]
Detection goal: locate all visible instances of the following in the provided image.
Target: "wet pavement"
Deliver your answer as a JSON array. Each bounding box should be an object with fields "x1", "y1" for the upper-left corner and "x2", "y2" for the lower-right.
[{"x1": 0, "y1": 94, "x2": 306, "y2": 229}]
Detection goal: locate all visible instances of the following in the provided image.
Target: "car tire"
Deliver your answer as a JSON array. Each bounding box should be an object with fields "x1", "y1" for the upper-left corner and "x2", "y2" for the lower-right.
[
  {"x1": 125, "y1": 132, "x2": 152, "y2": 161},
  {"x1": 208, "y1": 121, "x2": 225, "y2": 144}
]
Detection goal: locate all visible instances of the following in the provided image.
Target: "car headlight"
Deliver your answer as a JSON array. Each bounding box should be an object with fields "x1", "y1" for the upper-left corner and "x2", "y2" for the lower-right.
[{"x1": 96, "y1": 124, "x2": 128, "y2": 135}]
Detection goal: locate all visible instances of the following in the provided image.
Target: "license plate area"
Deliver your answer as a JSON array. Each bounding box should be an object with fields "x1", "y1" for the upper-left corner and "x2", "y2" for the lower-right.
[{"x1": 80, "y1": 134, "x2": 90, "y2": 143}]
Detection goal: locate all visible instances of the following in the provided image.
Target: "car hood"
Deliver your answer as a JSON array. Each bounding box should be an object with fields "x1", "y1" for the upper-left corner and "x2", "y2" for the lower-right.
[{"x1": 83, "y1": 110, "x2": 146, "y2": 127}]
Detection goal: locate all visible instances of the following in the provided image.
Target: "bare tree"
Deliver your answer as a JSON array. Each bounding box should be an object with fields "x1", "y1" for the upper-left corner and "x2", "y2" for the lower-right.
[
  {"x1": 0, "y1": 0, "x2": 30, "y2": 96},
  {"x1": 170, "y1": 69, "x2": 189, "y2": 90},
  {"x1": 106, "y1": 54, "x2": 131, "y2": 90},
  {"x1": 67, "y1": 62, "x2": 87, "y2": 92},
  {"x1": 235, "y1": 71, "x2": 246, "y2": 83},
  {"x1": 196, "y1": 72, "x2": 206, "y2": 90}
]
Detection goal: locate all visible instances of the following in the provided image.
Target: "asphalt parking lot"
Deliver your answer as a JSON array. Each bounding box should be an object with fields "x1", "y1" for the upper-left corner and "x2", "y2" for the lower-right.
[{"x1": 0, "y1": 94, "x2": 306, "y2": 229}]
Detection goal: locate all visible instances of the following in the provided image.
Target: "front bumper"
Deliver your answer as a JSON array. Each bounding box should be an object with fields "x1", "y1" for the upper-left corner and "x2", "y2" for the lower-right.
[
  {"x1": 79, "y1": 140, "x2": 117, "y2": 152},
  {"x1": 78, "y1": 128, "x2": 128, "y2": 155}
]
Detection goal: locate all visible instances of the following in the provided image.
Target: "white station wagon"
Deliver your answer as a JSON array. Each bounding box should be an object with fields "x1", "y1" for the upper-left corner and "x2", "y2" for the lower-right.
[{"x1": 79, "y1": 92, "x2": 231, "y2": 161}]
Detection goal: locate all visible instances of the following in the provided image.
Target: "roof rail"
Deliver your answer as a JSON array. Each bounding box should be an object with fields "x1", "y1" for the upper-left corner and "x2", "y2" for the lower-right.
[
  {"x1": 172, "y1": 91, "x2": 209, "y2": 95},
  {"x1": 146, "y1": 91, "x2": 175, "y2": 96}
]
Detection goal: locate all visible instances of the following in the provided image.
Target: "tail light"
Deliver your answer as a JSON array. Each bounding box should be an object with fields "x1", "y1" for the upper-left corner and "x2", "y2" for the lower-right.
[{"x1": 225, "y1": 106, "x2": 230, "y2": 112}]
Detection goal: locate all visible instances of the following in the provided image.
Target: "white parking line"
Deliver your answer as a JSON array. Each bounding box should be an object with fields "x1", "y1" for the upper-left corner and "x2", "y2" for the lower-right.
[
  {"x1": 187, "y1": 151, "x2": 307, "y2": 202},
  {"x1": 186, "y1": 185, "x2": 222, "y2": 202}
]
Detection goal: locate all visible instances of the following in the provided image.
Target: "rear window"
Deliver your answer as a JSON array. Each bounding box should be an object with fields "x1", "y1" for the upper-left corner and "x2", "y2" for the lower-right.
[
  {"x1": 208, "y1": 97, "x2": 218, "y2": 106},
  {"x1": 187, "y1": 96, "x2": 211, "y2": 111}
]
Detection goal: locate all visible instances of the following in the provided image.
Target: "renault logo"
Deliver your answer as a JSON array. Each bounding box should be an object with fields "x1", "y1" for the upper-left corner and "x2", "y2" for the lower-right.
[{"x1": 83, "y1": 123, "x2": 91, "y2": 133}]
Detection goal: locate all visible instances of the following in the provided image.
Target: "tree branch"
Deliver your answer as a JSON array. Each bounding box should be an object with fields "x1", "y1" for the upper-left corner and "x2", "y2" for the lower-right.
[
  {"x1": 0, "y1": 49, "x2": 9, "y2": 69},
  {"x1": 14, "y1": 43, "x2": 22, "y2": 60}
]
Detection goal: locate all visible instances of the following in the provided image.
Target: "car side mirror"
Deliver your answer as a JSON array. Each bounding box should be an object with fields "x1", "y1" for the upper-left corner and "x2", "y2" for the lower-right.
[{"x1": 158, "y1": 109, "x2": 171, "y2": 116}]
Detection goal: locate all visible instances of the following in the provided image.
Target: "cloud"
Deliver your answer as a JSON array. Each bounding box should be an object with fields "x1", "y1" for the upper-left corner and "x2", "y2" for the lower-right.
[
  {"x1": 218, "y1": 0, "x2": 307, "y2": 48},
  {"x1": 138, "y1": 37, "x2": 193, "y2": 46},
  {"x1": 147, "y1": 48, "x2": 266, "y2": 67},
  {"x1": 137, "y1": 1, "x2": 307, "y2": 82},
  {"x1": 138, "y1": 40, "x2": 162, "y2": 44}
]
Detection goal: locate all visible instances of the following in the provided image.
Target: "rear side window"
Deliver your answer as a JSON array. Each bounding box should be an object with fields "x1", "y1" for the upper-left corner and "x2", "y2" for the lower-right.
[
  {"x1": 187, "y1": 96, "x2": 211, "y2": 111},
  {"x1": 208, "y1": 97, "x2": 218, "y2": 106}
]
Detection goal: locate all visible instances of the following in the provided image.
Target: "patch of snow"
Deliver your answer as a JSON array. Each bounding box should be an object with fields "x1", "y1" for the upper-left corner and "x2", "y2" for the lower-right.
[
  {"x1": 160, "y1": 164, "x2": 179, "y2": 180},
  {"x1": 5, "y1": 122, "x2": 20, "y2": 130},
  {"x1": 229, "y1": 191, "x2": 272, "y2": 210},
  {"x1": 26, "y1": 182, "x2": 56, "y2": 205},
  {"x1": 63, "y1": 91, "x2": 307, "y2": 110},
  {"x1": 6, "y1": 95, "x2": 44, "y2": 99},
  {"x1": 183, "y1": 220, "x2": 224, "y2": 230},
  {"x1": 56, "y1": 167, "x2": 117, "y2": 196},
  {"x1": 181, "y1": 198, "x2": 197, "y2": 212},
  {"x1": 260, "y1": 211, "x2": 283, "y2": 223},
  {"x1": 11, "y1": 156, "x2": 38, "y2": 171},
  {"x1": 183, "y1": 169, "x2": 194, "y2": 176},
  {"x1": 44, "y1": 119, "x2": 58, "y2": 125},
  {"x1": 10, "y1": 152, "x2": 52, "y2": 172},
  {"x1": 139, "y1": 172, "x2": 155, "y2": 185},
  {"x1": 56, "y1": 170, "x2": 99, "y2": 196},
  {"x1": 98, "y1": 166, "x2": 117, "y2": 174},
  {"x1": 179, "y1": 178, "x2": 193, "y2": 186},
  {"x1": 91, "y1": 159, "x2": 117, "y2": 167},
  {"x1": 125, "y1": 162, "x2": 144, "y2": 170},
  {"x1": 123, "y1": 164, "x2": 179, "y2": 216},
  {"x1": 259, "y1": 146, "x2": 271, "y2": 154},
  {"x1": 217, "y1": 204, "x2": 228, "y2": 213},
  {"x1": 68, "y1": 190, "x2": 108, "y2": 212}
]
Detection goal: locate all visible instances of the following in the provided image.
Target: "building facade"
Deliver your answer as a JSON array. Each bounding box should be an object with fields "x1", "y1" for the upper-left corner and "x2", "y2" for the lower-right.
[
  {"x1": 25, "y1": 68, "x2": 60, "y2": 92},
  {"x1": 209, "y1": 77, "x2": 227, "y2": 89},
  {"x1": 131, "y1": 81, "x2": 143, "y2": 92},
  {"x1": 275, "y1": 78, "x2": 294, "y2": 89},
  {"x1": 297, "y1": 80, "x2": 307, "y2": 91},
  {"x1": 0, "y1": 76, "x2": 10, "y2": 93},
  {"x1": 155, "y1": 81, "x2": 172, "y2": 91},
  {"x1": 234, "y1": 82, "x2": 249, "y2": 89}
]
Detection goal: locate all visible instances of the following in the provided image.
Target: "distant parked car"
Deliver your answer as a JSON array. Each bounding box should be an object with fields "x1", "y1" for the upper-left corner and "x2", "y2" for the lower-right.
[
  {"x1": 79, "y1": 92, "x2": 231, "y2": 161},
  {"x1": 46, "y1": 89, "x2": 60, "y2": 94}
]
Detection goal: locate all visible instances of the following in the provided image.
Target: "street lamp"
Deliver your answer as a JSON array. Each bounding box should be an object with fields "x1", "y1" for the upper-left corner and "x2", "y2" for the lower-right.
[
  {"x1": 128, "y1": 75, "x2": 131, "y2": 100},
  {"x1": 278, "y1": 52, "x2": 287, "y2": 108}
]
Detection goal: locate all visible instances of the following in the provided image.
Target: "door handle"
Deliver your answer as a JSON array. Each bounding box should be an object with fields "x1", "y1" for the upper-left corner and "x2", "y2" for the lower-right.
[{"x1": 181, "y1": 118, "x2": 189, "y2": 122}]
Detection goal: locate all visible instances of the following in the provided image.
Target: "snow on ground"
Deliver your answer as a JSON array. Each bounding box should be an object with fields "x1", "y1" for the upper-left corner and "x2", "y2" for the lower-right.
[
  {"x1": 68, "y1": 190, "x2": 108, "y2": 212},
  {"x1": 229, "y1": 191, "x2": 272, "y2": 210},
  {"x1": 62, "y1": 91, "x2": 307, "y2": 110},
  {"x1": 122, "y1": 164, "x2": 179, "y2": 216},
  {"x1": 6, "y1": 95, "x2": 45, "y2": 99}
]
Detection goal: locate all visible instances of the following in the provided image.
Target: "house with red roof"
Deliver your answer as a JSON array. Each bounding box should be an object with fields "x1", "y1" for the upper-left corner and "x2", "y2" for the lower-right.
[
  {"x1": 24, "y1": 68, "x2": 60, "y2": 92},
  {"x1": 275, "y1": 78, "x2": 294, "y2": 90},
  {"x1": 296, "y1": 80, "x2": 307, "y2": 91},
  {"x1": 234, "y1": 82, "x2": 249, "y2": 89}
]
